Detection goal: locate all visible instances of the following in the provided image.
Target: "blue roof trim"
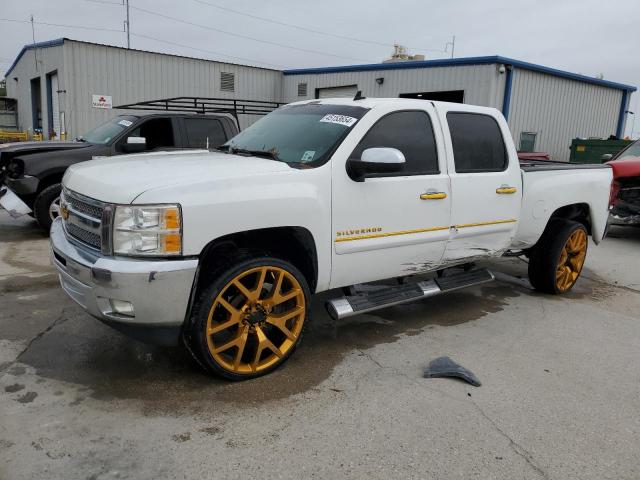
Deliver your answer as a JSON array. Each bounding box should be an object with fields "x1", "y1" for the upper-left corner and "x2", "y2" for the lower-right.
[
  {"x1": 616, "y1": 90, "x2": 629, "y2": 138},
  {"x1": 4, "y1": 38, "x2": 66, "y2": 77},
  {"x1": 502, "y1": 67, "x2": 514, "y2": 121},
  {"x1": 284, "y1": 55, "x2": 637, "y2": 92}
]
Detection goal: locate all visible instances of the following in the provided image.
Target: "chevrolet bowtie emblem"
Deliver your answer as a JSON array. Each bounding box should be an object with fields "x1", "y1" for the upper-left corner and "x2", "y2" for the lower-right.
[{"x1": 60, "y1": 204, "x2": 69, "y2": 220}]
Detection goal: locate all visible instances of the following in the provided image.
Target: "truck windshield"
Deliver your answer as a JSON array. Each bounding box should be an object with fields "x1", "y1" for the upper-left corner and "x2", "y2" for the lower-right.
[
  {"x1": 80, "y1": 115, "x2": 139, "y2": 144},
  {"x1": 223, "y1": 103, "x2": 368, "y2": 166},
  {"x1": 615, "y1": 140, "x2": 640, "y2": 161}
]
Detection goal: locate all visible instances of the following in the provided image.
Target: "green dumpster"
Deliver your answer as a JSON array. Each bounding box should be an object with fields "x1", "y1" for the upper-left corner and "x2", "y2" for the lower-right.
[{"x1": 569, "y1": 138, "x2": 632, "y2": 164}]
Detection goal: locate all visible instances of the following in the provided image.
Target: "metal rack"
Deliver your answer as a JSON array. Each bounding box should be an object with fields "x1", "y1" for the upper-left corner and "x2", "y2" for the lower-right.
[{"x1": 114, "y1": 96, "x2": 284, "y2": 122}]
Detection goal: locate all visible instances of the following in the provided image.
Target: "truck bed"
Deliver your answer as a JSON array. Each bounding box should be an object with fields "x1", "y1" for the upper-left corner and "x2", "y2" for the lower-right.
[
  {"x1": 513, "y1": 160, "x2": 613, "y2": 249},
  {"x1": 519, "y1": 159, "x2": 611, "y2": 172}
]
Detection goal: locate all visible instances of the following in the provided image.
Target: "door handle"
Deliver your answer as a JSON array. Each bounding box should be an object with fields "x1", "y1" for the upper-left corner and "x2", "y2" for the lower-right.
[
  {"x1": 496, "y1": 186, "x2": 517, "y2": 194},
  {"x1": 420, "y1": 192, "x2": 447, "y2": 200}
]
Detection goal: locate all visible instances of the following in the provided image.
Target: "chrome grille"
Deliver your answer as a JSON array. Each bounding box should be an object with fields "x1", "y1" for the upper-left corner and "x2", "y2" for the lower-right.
[
  {"x1": 62, "y1": 188, "x2": 105, "y2": 251},
  {"x1": 65, "y1": 222, "x2": 101, "y2": 249},
  {"x1": 67, "y1": 195, "x2": 103, "y2": 219}
]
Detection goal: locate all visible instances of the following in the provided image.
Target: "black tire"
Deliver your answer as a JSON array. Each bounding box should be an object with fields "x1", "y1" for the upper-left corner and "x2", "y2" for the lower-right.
[
  {"x1": 33, "y1": 183, "x2": 62, "y2": 232},
  {"x1": 528, "y1": 219, "x2": 588, "y2": 294},
  {"x1": 185, "y1": 252, "x2": 310, "y2": 380}
]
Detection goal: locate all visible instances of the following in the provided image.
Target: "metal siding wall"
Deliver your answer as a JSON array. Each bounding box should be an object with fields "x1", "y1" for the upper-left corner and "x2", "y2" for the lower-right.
[
  {"x1": 508, "y1": 68, "x2": 622, "y2": 161},
  {"x1": 283, "y1": 64, "x2": 502, "y2": 107},
  {"x1": 63, "y1": 41, "x2": 283, "y2": 137},
  {"x1": 5, "y1": 44, "x2": 64, "y2": 137}
]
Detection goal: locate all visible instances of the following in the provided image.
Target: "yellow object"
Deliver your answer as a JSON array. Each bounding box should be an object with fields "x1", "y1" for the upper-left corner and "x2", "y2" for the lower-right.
[
  {"x1": 162, "y1": 234, "x2": 182, "y2": 254},
  {"x1": 163, "y1": 208, "x2": 181, "y2": 230},
  {"x1": 420, "y1": 192, "x2": 447, "y2": 200},
  {"x1": 555, "y1": 228, "x2": 587, "y2": 292},
  {"x1": 496, "y1": 187, "x2": 517, "y2": 194},
  {"x1": 335, "y1": 226, "x2": 450, "y2": 242},
  {"x1": 206, "y1": 265, "x2": 305, "y2": 375},
  {"x1": 455, "y1": 219, "x2": 517, "y2": 229},
  {"x1": 0, "y1": 130, "x2": 29, "y2": 142},
  {"x1": 335, "y1": 219, "x2": 518, "y2": 242},
  {"x1": 576, "y1": 145, "x2": 586, "y2": 152}
]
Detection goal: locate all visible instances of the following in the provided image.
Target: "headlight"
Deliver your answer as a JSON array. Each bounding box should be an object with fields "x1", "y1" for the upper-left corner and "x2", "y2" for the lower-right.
[
  {"x1": 113, "y1": 204, "x2": 182, "y2": 256},
  {"x1": 6, "y1": 159, "x2": 24, "y2": 179}
]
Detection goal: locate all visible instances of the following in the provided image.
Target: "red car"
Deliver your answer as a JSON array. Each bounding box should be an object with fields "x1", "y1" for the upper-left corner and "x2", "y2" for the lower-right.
[{"x1": 608, "y1": 140, "x2": 640, "y2": 225}]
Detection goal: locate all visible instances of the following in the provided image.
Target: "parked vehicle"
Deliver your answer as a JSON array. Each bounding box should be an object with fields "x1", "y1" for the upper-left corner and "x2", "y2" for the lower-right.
[
  {"x1": 0, "y1": 113, "x2": 238, "y2": 231},
  {"x1": 49, "y1": 98, "x2": 613, "y2": 380},
  {"x1": 517, "y1": 152, "x2": 550, "y2": 161},
  {"x1": 606, "y1": 139, "x2": 640, "y2": 225}
]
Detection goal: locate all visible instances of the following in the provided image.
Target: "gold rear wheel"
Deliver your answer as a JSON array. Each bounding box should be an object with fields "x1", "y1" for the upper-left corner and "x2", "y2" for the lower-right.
[
  {"x1": 528, "y1": 219, "x2": 589, "y2": 294},
  {"x1": 555, "y1": 228, "x2": 587, "y2": 292},
  {"x1": 205, "y1": 265, "x2": 306, "y2": 376}
]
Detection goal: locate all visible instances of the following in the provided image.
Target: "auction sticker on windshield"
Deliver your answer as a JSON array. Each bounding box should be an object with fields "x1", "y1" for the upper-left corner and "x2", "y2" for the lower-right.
[
  {"x1": 118, "y1": 119, "x2": 133, "y2": 127},
  {"x1": 301, "y1": 150, "x2": 315, "y2": 162},
  {"x1": 320, "y1": 114, "x2": 358, "y2": 127}
]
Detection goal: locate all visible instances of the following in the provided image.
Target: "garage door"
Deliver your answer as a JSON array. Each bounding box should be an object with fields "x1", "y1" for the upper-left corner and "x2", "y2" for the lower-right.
[
  {"x1": 317, "y1": 85, "x2": 358, "y2": 99},
  {"x1": 50, "y1": 73, "x2": 60, "y2": 138}
]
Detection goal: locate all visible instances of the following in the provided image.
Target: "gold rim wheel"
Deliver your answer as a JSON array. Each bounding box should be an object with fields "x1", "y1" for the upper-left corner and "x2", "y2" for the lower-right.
[
  {"x1": 205, "y1": 266, "x2": 305, "y2": 375},
  {"x1": 555, "y1": 228, "x2": 587, "y2": 292}
]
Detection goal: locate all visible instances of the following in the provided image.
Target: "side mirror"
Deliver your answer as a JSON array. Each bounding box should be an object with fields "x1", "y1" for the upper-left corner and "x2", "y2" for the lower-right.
[
  {"x1": 347, "y1": 147, "x2": 406, "y2": 181},
  {"x1": 122, "y1": 136, "x2": 146, "y2": 153},
  {"x1": 601, "y1": 153, "x2": 613, "y2": 163}
]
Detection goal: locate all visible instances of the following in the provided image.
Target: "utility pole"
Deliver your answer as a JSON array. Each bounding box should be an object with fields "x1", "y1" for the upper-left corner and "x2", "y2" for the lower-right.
[
  {"x1": 124, "y1": 0, "x2": 130, "y2": 49},
  {"x1": 446, "y1": 35, "x2": 456, "y2": 59},
  {"x1": 30, "y1": 14, "x2": 38, "y2": 71}
]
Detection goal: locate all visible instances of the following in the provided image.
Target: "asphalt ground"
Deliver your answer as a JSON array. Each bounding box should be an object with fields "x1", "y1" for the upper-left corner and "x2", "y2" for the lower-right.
[{"x1": 1, "y1": 210, "x2": 639, "y2": 480}]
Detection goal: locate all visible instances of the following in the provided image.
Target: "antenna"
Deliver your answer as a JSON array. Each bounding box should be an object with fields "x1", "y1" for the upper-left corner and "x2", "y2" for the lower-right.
[
  {"x1": 30, "y1": 14, "x2": 38, "y2": 71},
  {"x1": 353, "y1": 90, "x2": 365, "y2": 101}
]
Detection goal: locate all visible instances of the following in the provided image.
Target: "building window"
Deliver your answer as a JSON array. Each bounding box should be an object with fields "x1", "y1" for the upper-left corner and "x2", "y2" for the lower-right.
[
  {"x1": 519, "y1": 132, "x2": 537, "y2": 152},
  {"x1": 220, "y1": 72, "x2": 235, "y2": 92},
  {"x1": 297, "y1": 83, "x2": 308, "y2": 97}
]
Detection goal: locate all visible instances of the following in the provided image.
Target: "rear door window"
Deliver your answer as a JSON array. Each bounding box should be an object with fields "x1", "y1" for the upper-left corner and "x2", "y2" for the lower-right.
[
  {"x1": 351, "y1": 111, "x2": 439, "y2": 175},
  {"x1": 447, "y1": 113, "x2": 507, "y2": 172},
  {"x1": 184, "y1": 118, "x2": 227, "y2": 148}
]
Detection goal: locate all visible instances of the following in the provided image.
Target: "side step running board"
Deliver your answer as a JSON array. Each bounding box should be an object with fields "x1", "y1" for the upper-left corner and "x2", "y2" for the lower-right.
[{"x1": 325, "y1": 268, "x2": 494, "y2": 320}]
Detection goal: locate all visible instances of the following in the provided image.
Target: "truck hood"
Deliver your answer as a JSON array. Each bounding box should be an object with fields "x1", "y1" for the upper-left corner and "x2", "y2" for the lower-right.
[
  {"x1": 63, "y1": 150, "x2": 292, "y2": 204},
  {"x1": 608, "y1": 157, "x2": 640, "y2": 179},
  {"x1": 0, "y1": 140, "x2": 87, "y2": 155}
]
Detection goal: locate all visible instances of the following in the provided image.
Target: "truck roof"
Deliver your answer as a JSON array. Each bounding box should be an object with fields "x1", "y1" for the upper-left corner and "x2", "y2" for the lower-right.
[{"x1": 288, "y1": 97, "x2": 502, "y2": 116}]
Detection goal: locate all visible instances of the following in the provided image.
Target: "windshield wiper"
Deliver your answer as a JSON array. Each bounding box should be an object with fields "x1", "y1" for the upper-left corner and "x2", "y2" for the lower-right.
[{"x1": 228, "y1": 147, "x2": 282, "y2": 162}]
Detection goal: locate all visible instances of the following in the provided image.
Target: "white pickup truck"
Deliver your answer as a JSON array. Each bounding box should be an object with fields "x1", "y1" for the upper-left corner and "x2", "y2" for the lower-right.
[{"x1": 50, "y1": 97, "x2": 613, "y2": 380}]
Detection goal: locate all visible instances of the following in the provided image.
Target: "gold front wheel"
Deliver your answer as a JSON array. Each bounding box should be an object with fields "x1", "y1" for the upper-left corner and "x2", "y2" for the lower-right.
[{"x1": 188, "y1": 258, "x2": 309, "y2": 379}]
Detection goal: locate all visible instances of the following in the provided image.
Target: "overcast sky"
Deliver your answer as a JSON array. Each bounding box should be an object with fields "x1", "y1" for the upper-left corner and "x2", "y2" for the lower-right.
[{"x1": 2, "y1": 0, "x2": 639, "y2": 136}]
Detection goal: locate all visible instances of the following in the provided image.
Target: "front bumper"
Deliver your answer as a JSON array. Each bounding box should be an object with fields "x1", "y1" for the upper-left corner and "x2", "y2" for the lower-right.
[
  {"x1": 50, "y1": 217, "x2": 198, "y2": 345},
  {"x1": 0, "y1": 186, "x2": 32, "y2": 218},
  {"x1": 6, "y1": 175, "x2": 39, "y2": 195}
]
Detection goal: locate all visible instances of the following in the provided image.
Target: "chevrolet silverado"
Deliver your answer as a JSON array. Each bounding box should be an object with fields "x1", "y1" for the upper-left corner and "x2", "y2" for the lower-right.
[{"x1": 49, "y1": 97, "x2": 613, "y2": 380}]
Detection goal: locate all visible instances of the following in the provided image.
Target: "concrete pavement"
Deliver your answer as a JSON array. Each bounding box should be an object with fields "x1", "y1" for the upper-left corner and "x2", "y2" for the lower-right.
[{"x1": 1, "y1": 211, "x2": 639, "y2": 480}]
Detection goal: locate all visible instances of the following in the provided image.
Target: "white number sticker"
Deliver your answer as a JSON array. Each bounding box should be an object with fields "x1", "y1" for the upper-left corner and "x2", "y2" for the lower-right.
[
  {"x1": 319, "y1": 114, "x2": 358, "y2": 127},
  {"x1": 118, "y1": 120, "x2": 133, "y2": 127},
  {"x1": 301, "y1": 150, "x2": 316, "y2": 162}
]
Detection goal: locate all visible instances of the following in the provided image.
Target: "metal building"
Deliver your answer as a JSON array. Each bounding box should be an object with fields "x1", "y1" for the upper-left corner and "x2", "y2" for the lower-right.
[
  {"x1": 283, "y1": 57, "x2": 636, "y2": 161},
  {"x1": 4, "y1": 38, "x2": 281, "y2": 139},
  {"x1": 4, "y1": 38, "x2": 636, "y2": 162}
]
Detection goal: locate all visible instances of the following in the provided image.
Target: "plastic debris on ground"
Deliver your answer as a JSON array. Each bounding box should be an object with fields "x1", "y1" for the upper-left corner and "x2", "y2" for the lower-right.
[{"x1": 423, "y1": 356, "x2": 482, "y2": 387}]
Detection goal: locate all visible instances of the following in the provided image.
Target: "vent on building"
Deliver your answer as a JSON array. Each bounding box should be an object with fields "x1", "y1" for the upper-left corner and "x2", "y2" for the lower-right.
[
  {"x1": 220, "y1": 72, "x2": 235, "y2": 92},
  {"x1": 297, "y1": 83, "x2": 308, "y2": 97}
]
